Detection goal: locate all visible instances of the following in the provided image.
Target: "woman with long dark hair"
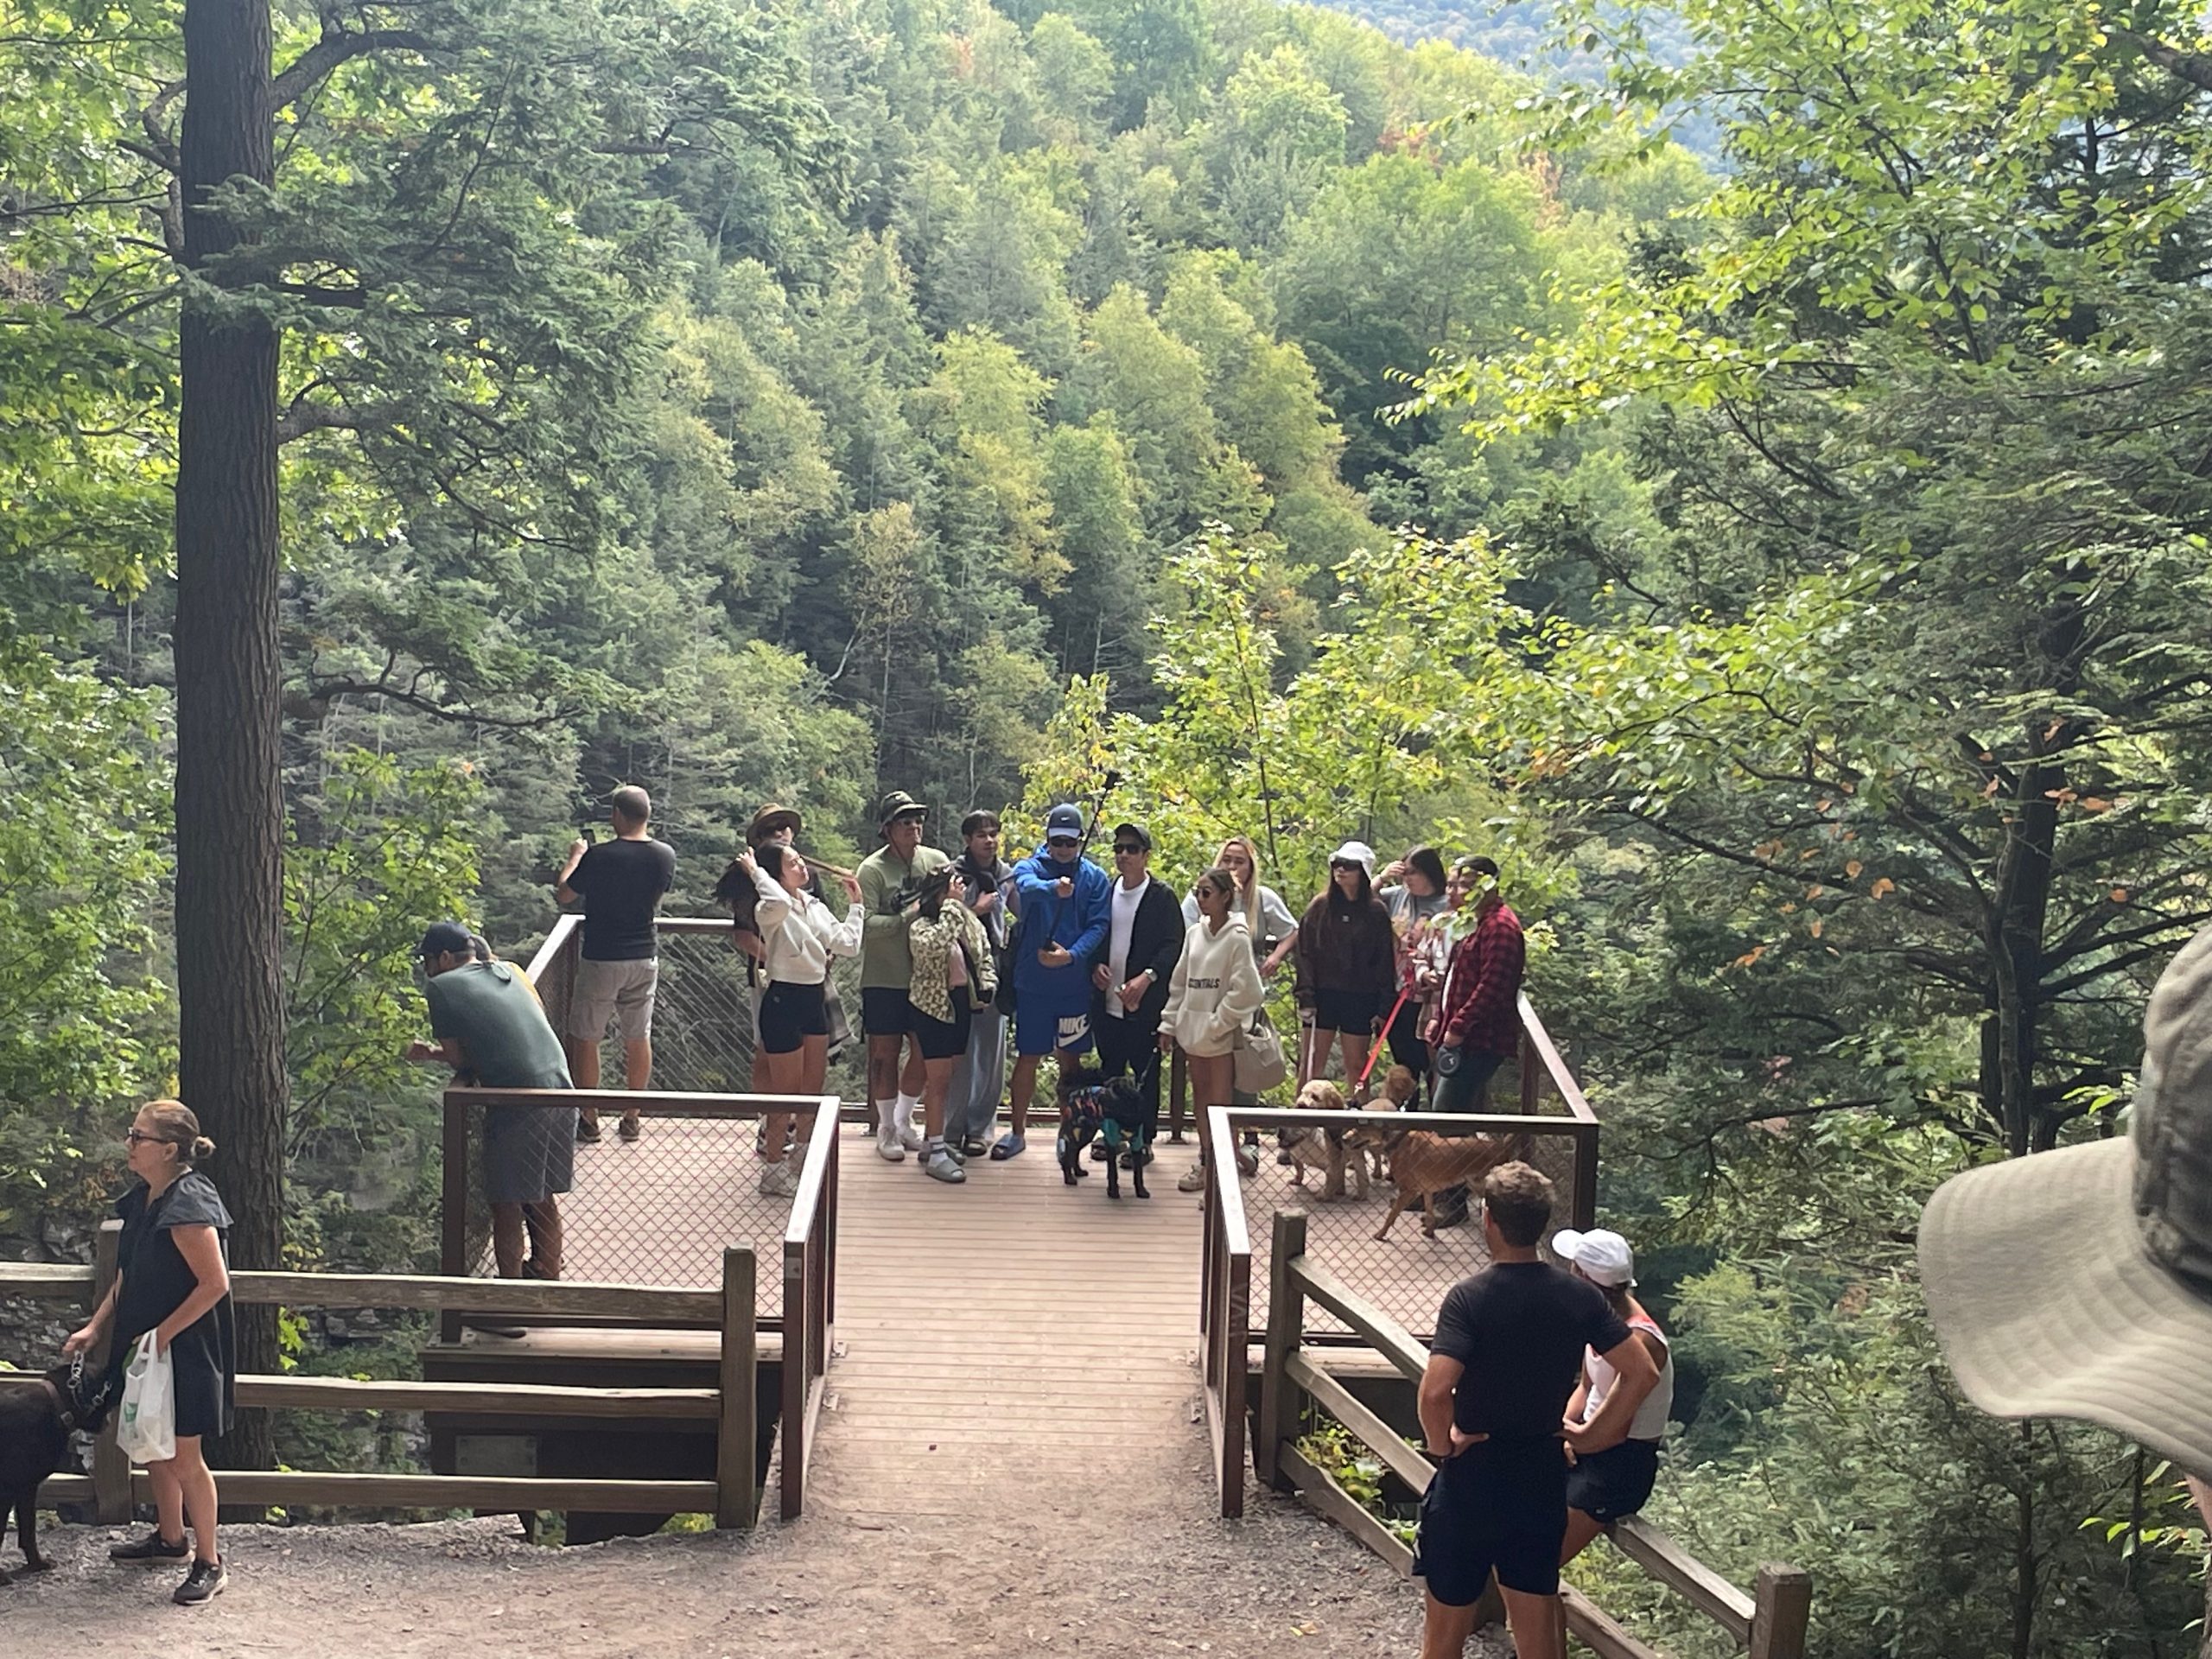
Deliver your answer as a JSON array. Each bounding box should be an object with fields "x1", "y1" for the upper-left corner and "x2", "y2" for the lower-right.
[
  {"x1": 63, "y1": 1100, "x2": 236, "y2": 1605},
  {"x1": 715, "y1": 842, "x2": 863, "y2": 1196},
  {"x1": 1376, "y1": 845, "x2": 1452, "y2": 1088},
  {"x1": 1292, "y1": 842, "x2": 1398, "y2": 1087}
]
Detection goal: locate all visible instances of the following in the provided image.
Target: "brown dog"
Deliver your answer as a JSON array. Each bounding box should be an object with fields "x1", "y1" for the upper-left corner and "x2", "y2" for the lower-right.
[
  {"x1": 1279, "y1": 1080, "x2": 1363, "y2": 1199},
  {"x1": 1344, "y1": 1120, "x2": 1515, "y2": 1240},
  {"x1": 1356, "y1": 1065, "x2": 1419, "y2": 1180}
]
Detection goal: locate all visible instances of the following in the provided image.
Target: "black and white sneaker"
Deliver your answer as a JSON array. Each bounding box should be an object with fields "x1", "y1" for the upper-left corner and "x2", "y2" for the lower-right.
[
  {"x1": 109, "y1": 1530, "x2": 189, "y2": 1563},
  {"x1": 174, "y1": 1557, "x2": 226, "y2": 1605}
]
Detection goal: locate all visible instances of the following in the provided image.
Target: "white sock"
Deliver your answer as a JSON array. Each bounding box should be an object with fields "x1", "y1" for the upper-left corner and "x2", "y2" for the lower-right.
[
  {"x1": 875, "y1": 1098, "x2": 898, "y2": 1134},
  {"x1": 894, "y1": 1092, "x2": 920, "y2": 1129}
]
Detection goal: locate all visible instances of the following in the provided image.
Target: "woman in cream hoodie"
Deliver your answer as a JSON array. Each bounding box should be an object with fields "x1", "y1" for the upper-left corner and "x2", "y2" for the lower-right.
[{"x1": 1160, "y1": 866, "x2": 1267, "y2": 1192}]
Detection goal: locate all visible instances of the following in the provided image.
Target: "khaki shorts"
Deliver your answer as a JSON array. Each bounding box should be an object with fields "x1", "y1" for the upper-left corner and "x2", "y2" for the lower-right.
[{"x1": 569, "y1": 956, "x2": 660, "y2": 1044}]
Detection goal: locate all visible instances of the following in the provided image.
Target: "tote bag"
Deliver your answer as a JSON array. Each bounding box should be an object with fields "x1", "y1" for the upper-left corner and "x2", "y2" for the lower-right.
[
  {"x1": 1232, "y1": 1007, "x2": 1288, "y2": 1095},
  {"x1": 116, "y1": 1332, "x2": 175, "y2": 1465}
]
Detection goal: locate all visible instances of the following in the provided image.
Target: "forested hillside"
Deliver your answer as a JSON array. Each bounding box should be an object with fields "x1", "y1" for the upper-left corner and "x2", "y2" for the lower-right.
[{"x1": 10, "y1": 0, "x2": 2212, "y2": 1652}]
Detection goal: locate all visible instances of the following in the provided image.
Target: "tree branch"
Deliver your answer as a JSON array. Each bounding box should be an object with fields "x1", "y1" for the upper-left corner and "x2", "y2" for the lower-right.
[{"x1": 270, "y1": 27, "x2": 435, "y2": 111}]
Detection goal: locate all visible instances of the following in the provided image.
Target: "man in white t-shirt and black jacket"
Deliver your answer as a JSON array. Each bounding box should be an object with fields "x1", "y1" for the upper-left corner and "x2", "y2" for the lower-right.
[{"x1": 1086, "y1": 823, "x2": 1184, "y2": 1168}]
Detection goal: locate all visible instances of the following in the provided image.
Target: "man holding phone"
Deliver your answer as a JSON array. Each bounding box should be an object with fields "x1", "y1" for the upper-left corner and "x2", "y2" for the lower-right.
[{"x1": 556, "y1": 785, "x2": 677, "y2": 1142}]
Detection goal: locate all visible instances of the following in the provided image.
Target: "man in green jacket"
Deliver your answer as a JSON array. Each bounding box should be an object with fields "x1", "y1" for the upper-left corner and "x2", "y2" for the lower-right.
[{"x1": 856, "y1": 791, "x2": 950, "y2": 1162}]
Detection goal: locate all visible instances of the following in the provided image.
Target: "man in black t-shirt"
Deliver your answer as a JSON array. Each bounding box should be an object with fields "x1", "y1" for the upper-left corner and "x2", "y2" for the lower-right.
[
  {"x1": 556, "y1": 785, "x2": 677, "y2": 1142},
  {"x1": 1414, "y1": 1162, "x2": 1659, "y2": 1659}
]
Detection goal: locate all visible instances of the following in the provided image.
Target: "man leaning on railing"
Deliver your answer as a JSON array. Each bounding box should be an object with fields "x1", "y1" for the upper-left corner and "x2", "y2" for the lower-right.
[{"x1": 408, "y1": 922, "x2": 575, "y2": 1284}]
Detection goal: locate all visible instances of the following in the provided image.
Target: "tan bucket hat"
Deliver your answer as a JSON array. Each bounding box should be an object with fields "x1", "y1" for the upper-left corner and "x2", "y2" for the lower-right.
[{"x1": 1920, "y1": 923, "x2": 2212, "y2": 1476}]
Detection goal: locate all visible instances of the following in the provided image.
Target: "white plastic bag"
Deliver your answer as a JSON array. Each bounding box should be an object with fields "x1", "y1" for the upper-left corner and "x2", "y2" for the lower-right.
[{"x1": 116, "y1": 1332, "x2": 175, "y2": 1465}]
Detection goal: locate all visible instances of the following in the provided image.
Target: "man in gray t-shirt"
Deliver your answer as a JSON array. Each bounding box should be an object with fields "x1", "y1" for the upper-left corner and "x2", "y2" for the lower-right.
[{"x1": 410, "y1": 922, "x2": 575, "y2": 1280}]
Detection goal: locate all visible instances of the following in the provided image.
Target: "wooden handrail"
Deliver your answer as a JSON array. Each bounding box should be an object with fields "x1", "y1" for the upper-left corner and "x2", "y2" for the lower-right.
[
  {"x1": 1287, "y1": 1255, "x2": 1428, "y2": 1382},
  {"x1": 1614, "y1": 1516, "x2": 1755, "y2": 1643},
  {"x1": 0, "y1": 1262, "x2": 720, "y2": 1320},
  {"x1": 524, "y1": 912, "x2": 583, "y2": 983},
  {"x1": 1518, "y1": 992, "x2": 1598, "y2": 1123},
  {"x1": 447, "y1": 1085, "x2": 823, "y2": 1117},
  {"x1": 779, "y1": 1096, "x2": 842, "y2": 1248}
]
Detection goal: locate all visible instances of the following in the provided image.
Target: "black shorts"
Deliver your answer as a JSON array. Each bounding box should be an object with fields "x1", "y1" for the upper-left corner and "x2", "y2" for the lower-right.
[
  {"x1": 1564, "y1": 1437, "x2": 1660, "y2": 1524},
  {"x1": 1412, "y1": 1440, "x2": 1567, "y2": 1603},
  {"x1": 861, "y1": 985, "x2": 912, "y2": 1037},
  {"x1": 912, "y1": 1001, "x2": 973, "y2": 1062},
  {"x1": 759, "y1": 980, "x2": 829, "y2": 1055},
  {"x1": 1310, "y1": 987, "x2": 1385, "y2": 1034}
]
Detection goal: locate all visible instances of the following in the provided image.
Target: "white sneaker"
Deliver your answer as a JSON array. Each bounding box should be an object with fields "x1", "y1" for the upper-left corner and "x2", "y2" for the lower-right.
[
  {"x1": 759, "y1": 1163, "x2": 800, "y2": 1197},
  {"x1": 876, "y1": 1123, "x2": 906, "y2": 1162},
  {"x1": 1235, "y1": 1146, "x2": 1259, "y2": 1177},
  {"x1": 1178, "y1": 1164, "x2": 1207, "y2": 1192}
]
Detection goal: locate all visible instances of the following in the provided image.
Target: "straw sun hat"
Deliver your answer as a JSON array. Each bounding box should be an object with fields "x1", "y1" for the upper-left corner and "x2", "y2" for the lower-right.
[{"x1": 1919, "y1": 923, "x2": 2212, "y2": 1478}]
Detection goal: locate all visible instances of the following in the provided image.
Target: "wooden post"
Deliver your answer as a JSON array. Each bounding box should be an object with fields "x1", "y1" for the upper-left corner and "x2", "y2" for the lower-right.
[
  {"x1": 91, "y1": 1219, "x2": 130, "y2": 1524},
  {"x1": 1256, "y1": 1211, "x2": 1307, "y2": 1491},
  {"x1": 1168, "y1": 1046, "x2": 1189, "y2": 1141},
  {"x1": 716, "y1": 1248, "x2": 758, "y2": 1529},
  {"x1": 1748, "y1": 1564, "x2": 1812, "y2": 1659},
  {"x1": 781, "y1": 1230, "x2": 805, "y2": 1522},
  {"x1": 1571, "y1": 1120, "x2": 1601, "y2": 1231},
  {"x1": 1221, "y1": 1243, "x2": 1249, "y2": 1519},
  {"x1": 438, "y1": 1090, "x2": 470, "y2": 1344},
  {"x1": 1519, "y1": 1029, "x2": 1541, "y2": 1116}
]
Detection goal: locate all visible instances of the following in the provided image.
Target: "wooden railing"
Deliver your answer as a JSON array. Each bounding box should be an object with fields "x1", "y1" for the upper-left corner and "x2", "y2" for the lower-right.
[
  {"x1": 3, "y1": 1231, "x2": 762, "y2": 1528},
  {"x1": 1258, "y1": 1211, "x2": 1812, "y2": 1659},
  {"x1": 779, "y1": 1096, "x2": 837, "y2": 1520}
]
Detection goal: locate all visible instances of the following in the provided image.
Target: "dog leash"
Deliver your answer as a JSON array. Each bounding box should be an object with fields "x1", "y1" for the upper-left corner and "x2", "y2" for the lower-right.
[{"x1": 1358, "y1": 985, "x2": 1413, "y2": 1091}]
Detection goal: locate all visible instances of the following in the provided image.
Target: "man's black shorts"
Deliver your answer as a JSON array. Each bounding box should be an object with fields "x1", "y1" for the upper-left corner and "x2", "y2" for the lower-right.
[
  {"x1": 1412, "y1": 1439, "x2": 1567, "y2": 1603},
  {"x1": 861, "y1": 985, "x2": 912, "y2": 1037},
  {"x1": 1565, "y1": 1437, "x2": 1660, "y2": 1524}
]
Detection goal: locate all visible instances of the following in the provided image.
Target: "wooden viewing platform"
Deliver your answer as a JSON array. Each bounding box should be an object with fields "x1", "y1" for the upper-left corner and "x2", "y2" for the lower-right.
[{"x1": 802, "y1": 1123, "x2": 1206, "y2": 1522}]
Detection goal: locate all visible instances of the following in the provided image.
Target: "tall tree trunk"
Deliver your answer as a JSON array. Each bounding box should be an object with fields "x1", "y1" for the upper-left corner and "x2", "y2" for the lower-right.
[{"x1": 175, "y1": 0, "x2": 285, "y2": 1476}]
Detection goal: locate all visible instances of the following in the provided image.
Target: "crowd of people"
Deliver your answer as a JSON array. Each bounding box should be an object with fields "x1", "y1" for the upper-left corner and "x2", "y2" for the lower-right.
[{"x1": 47, "y1": 782, "x2": 2212, "y2": 1643}]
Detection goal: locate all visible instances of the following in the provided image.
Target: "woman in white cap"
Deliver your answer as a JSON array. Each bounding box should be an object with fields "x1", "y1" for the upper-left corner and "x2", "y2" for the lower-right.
[
  {"x1": 1551, "y1": 1226, "x2": 1674, "y2": 1563},
  {"x1": 1292, "y1": 841, "x2": 1398, "y2": 1087}
]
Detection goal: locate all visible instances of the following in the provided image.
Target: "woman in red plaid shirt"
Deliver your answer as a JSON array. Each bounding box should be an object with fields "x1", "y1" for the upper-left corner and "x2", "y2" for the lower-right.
[{"x1": 1426, "y1": 857, "x2": 1525, "y2": 1112}]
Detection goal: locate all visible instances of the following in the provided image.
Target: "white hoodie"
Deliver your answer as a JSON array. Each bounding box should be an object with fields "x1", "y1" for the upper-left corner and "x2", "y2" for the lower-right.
[
  {"x1": 1159, "y1": 912, "x2": 1267, "y2": 1057},
  {"x1": 752, "y1": 866, "x2": 864, "y2": 986}
]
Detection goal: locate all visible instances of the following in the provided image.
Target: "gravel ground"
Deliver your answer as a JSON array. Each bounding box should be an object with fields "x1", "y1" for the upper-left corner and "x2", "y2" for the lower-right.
[{"x1": 0, "y1": 1421, "x2": 1508, "y2": 1658}]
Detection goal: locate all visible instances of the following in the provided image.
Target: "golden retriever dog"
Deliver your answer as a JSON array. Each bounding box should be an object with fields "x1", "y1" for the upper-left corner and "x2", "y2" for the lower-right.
[
  {"x1": 1344, "y1": 1119, "x2": 1515, "y2": 1240},
  {"x1": 1278, "y1": 1080, "x2": 1364, "y2": 1199}
]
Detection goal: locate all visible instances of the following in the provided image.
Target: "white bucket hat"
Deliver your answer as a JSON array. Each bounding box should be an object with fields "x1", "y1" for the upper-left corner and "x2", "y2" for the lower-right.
[
  {"x1": 1330, "y1": 840, "x2": 1376, "y2": 874},
  {"x1": 1920, "y1": 923, "x2": 2212, "y2": 1476},
  {"x1": 1552, "y1": 1227, "x2": 1635, "y2": 1287}
]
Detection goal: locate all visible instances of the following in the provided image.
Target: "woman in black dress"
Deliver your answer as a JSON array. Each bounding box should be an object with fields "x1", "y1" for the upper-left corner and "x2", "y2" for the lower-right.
[{"x1": 64, "y1": 1099, "x2": 237, "y2": 1605}]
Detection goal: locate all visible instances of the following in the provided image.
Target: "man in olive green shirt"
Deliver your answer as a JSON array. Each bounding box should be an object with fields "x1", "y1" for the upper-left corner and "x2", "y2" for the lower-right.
[
  {"x1": 856, "y1": 791, "x2": 950, "y2": 1162},
  {"x1": 410, "y1": 922, "x2": 574, "y2": 1279}
]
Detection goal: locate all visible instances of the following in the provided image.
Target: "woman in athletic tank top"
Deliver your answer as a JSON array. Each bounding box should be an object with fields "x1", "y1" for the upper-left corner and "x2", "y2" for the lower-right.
[{"x1": 1552, "y1": 1226, "x2": 1675, "y2": 1564}]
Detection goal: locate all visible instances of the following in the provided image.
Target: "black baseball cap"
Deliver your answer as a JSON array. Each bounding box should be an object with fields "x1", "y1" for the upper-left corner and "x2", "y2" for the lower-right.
[
  {"x1": 418, "y1": 921, "x2": 474, "y2": 961},
  {"x1": 1112, "y1": 823, "x2": 1152, "y2": 852}
]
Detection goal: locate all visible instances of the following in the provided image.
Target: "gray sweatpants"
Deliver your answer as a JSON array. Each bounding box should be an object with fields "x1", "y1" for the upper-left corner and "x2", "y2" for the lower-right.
[{"x1": 947, "y1": 1006, "x2": 1007, "y2": 1142}]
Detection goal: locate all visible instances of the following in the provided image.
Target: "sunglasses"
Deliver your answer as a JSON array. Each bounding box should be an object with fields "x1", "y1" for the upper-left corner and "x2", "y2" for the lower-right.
[
  {"x1": 1047, "y1": 836, "x2": 1080, "y2": 849},
  {"x1": 124, "y1": 1129, "x2": 162, "y2": 1147},
  {"x1": 1113, "y1": 843, "x2": 1144, "y2": 855}
]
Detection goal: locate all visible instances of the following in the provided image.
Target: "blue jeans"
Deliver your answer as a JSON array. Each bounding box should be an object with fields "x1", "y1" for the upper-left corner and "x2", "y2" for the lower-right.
[{"x1": 947, "y1": 1006, "x2": 1007, "y2": 1142}]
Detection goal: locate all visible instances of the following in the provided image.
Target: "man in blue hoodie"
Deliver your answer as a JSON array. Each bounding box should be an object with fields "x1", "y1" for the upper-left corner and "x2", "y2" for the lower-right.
[{"x1": 991, "y1": 802, "x2": 1112, "y2": 1160}]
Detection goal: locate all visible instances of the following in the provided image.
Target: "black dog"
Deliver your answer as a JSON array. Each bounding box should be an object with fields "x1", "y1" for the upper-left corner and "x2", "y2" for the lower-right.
[
  {"x1": 1056, "y1": 1067, "x2": 1154, "y2": 1200},
  {"x1": 2, "y1": 1359, "x2": 112, "y2": 1584}
]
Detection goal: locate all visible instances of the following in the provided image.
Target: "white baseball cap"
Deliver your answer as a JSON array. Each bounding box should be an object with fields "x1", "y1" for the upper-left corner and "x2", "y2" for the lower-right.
[
  {"x1": 1552, "y1": 1227, "x2": 1635, "y2": 1287},
  {"x1": 1330, "y1": 840, "x2": 1376, "y2": 874}
]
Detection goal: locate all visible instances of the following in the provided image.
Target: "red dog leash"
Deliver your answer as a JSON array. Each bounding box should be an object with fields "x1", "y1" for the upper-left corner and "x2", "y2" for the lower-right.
[{"x1": 1358, "y1": 985, "x2": 1413, "y2": 1091}]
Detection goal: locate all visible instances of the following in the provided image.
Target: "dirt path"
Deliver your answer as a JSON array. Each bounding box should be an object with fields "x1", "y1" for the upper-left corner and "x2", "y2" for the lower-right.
[
  {"x1": 2, "y1": 1436, "x2": 1505, "y2": 1656},
  {"x1": 3, "y1": 1134, "x2": 1508, "y2": 1656}
]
